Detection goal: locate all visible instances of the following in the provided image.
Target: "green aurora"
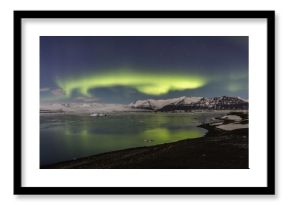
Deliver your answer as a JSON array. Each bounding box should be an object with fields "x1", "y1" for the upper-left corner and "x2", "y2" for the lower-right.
[
  {"x1": 41, "y1": 36, "x2": 249, "y2": 103},
  {"x1": 56, "y1": 70, "x2": 208, "y2": 97}
]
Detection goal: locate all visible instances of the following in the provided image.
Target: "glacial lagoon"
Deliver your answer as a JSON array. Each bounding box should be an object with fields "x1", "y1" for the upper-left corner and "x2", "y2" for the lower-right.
[{"x1": 40, "y1": 112, "x2": 225, "y2": 166}]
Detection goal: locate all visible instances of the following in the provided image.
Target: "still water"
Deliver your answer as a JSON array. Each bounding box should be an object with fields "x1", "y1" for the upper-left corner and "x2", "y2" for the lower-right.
[{"x1": 40, "y1": 112, "x2": 224, "y2": 166}]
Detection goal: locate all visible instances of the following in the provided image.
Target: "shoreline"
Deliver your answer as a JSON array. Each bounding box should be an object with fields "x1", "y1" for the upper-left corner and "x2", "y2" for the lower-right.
[
  {"x1": 42, "y1": 112, "x2": 248, "y2": 169},
  {"x1": 40, "y1": 108, "x2": 248, "y2": 116}
]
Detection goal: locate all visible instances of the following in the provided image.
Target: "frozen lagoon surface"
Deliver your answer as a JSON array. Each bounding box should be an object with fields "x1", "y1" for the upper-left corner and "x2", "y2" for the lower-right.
[{"x1": 40, "y1": 112, "x2": 227, "y2": 166}]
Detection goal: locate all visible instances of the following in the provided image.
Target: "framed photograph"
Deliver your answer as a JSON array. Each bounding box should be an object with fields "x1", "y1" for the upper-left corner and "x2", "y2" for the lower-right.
[{"x1": 14, "y1": 11, "x2": 275, "y2": 194}]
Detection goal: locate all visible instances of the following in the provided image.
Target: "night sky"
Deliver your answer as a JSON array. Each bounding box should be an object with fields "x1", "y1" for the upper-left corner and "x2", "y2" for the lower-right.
[{"x1": 40, "y1": 36, "x2": 248, "y2": 104}]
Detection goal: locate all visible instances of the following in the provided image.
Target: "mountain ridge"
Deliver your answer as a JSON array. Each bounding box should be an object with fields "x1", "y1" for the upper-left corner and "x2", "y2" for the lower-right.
[
  {"x1": 40, "y1": 96, "x2": 248, "y2": 114},
  {"x1": 129, "y1": 96, "x2": 248, "y2": 111}
]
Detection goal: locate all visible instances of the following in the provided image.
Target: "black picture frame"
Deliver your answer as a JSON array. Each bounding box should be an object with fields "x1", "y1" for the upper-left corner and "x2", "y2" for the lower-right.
[{"x1": 14, "y1": 10, "x2": 275, "y2": 195}]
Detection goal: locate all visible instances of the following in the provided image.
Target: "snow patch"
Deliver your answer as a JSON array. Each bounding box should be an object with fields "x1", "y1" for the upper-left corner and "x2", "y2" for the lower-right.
[
  {"x1": 210, "y1": 122, "x2": 224, "y2": 126},
  {"x1": 221, "y1": 115, "x2": 242, "y2": 121},
  {"x1": 216, "y1": 123, "x2": 248, "y2": 131}
]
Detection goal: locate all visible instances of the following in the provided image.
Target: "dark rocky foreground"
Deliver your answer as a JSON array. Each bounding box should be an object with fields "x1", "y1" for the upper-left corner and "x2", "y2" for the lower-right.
[{"x1": 42, "y1": 112, "x2": 248, "y2": 169}]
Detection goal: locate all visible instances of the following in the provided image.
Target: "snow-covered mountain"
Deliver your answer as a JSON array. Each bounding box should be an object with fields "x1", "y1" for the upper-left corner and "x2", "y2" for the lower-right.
[
  {"x1": 40, "y1": 96, "x2": 248, "y2": 114},
  {"x1": 129, "y1": 96, "x2": 248, "y2": 111},
  {"x1": 129, "y1": 96, "x2": 202, "y2": 110}
]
